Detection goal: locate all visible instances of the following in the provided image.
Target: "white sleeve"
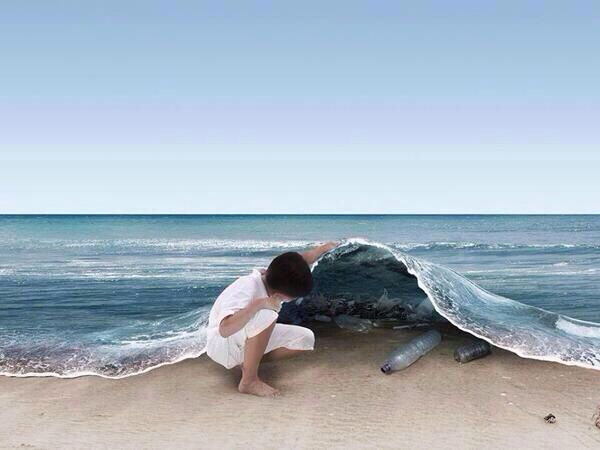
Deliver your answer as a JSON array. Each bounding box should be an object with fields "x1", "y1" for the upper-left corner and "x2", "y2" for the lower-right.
[{"x1": 215, "y1": 278, "x2": 255, "y2": 325}]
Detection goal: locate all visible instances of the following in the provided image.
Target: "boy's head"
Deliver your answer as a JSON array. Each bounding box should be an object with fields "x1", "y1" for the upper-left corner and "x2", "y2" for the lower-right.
[{"x1": 266, "y1": 252, "x2": 313, "y2": 298}]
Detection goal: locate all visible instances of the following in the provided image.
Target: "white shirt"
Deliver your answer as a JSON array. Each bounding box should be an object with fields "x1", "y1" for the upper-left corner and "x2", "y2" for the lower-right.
[{"x1": 207, "y1": 268, "x2": 272, "y2": 333}]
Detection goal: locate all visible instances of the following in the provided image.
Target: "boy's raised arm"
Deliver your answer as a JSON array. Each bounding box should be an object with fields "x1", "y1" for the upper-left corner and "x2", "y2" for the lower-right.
[{"x1": 300, "y1": 241, "x2": 338, "y2": 265}]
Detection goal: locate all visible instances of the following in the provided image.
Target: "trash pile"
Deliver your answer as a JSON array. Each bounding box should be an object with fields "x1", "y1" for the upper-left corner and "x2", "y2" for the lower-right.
[
  {"x1": 310, "y1": 289, "x2": 492, "y2": 374},
  {"x1": 281, "y1": 288, "x2": 495, "y2": 373},
  {"x1": 281, "y1": 288, "x2": 435, "y2": 330}
]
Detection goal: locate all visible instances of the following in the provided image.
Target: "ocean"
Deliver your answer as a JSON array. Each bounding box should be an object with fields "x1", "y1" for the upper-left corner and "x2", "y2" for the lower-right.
[{"x1": 0, "y1": 215, "x2": 599, "y2": 377}]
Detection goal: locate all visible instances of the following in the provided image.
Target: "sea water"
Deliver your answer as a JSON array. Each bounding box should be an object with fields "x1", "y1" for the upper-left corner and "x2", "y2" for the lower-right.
[{"x1": 0, "y1": 215, "x2": 599, "y2": 377}]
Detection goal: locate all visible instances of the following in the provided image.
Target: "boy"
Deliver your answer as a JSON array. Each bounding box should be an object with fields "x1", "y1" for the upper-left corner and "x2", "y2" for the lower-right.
[{"x1": 205, "y1": 242, "x2": 336, "y2": 397}]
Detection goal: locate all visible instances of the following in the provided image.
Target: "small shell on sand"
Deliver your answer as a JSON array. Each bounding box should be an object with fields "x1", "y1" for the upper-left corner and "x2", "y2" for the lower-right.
[{"x1": 593, "y1": 406, "x2": 600, "y2": 429}]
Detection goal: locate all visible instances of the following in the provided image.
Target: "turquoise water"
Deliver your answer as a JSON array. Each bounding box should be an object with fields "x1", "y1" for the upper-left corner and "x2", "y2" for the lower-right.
[{"x1": 1, "y1": 215, "x2": 599, "y2": 376}]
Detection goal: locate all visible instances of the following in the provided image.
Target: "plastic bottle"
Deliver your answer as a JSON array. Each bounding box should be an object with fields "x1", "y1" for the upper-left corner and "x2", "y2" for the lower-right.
[
  {"x1": 334, "y1": 314, "x2": 373, "y2": 333},
  {"x1": 314, "y1": 314, "x2": 332, "y2": 323},
  {"x1": 380, "y1": 330, "x2": 442, "y2": 374},
  {"x1": 376, "y1": 289, "x2": 400, "y2": 313},
  {"x1": 454, "y1": 340, "x2": 491, "y2": 363}
]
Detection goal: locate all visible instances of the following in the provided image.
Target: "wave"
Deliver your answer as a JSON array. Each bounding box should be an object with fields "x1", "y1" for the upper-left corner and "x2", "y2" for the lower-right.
[
  {"x1": 391, "y1": 242, "x2": 596, "y2": 251},
  {"x1": 3, "y1": 238, "x2": 599, "y2": 254},
  {"x1": 0, "y1": 238, "x2": 314, "y2": 253},
  {"x1": 1, "y1": 239, "x2": 599, "y2": 378},
  {"x1": 0, "y1": 310, "x2": 210, "y2": 379},
  {"x1": 555, "y1": 317, "x2": 600, "y2": 339},
  {"x1": 463, "y1": 267, "x2": 599, "y2": 276},
  {"x1": 287, "y1": 239, "x2": 600, "y2": 371}
]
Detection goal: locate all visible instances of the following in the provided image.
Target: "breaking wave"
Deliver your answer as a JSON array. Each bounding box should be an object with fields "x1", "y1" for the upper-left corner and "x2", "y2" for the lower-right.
[{"x1": 293, "y1": 239, "x2": 600, "y2": 370}]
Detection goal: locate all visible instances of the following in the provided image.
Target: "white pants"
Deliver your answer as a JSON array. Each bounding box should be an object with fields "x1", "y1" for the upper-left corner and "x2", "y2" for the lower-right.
[{"x1": 206, "y1": 309, "x2": 315, "y2": 369}]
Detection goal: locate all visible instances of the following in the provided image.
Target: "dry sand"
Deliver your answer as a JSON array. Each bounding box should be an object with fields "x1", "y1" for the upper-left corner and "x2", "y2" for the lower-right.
[{"x1": 1, "y1": 324, "x2": 599, "y2": 449}]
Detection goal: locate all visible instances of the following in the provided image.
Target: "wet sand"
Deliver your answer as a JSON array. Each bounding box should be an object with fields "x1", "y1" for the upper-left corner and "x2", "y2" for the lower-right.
[{"x1": 1, "y1": 324, "x2": 599, "y2": 449}]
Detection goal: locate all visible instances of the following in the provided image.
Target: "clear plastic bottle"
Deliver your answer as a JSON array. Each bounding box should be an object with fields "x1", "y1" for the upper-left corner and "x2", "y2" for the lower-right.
[
  {"x1": 380, "y1": 330, "x2": 442, "y2": 374},
  {"x1": 454, "y1": 340, "x2": 491, "y2": 363},
  {"x1": 334, "y1": 314, "x2": 373, "y2": 333}
]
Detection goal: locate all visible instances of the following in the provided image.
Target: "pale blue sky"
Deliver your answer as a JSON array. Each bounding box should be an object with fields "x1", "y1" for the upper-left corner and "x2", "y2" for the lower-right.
[{"x1": 1, "y1": 1, "x2": 599, "y2": 213}]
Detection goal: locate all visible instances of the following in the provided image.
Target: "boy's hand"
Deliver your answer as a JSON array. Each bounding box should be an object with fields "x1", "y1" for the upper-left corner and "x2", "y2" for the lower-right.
[
  {"x1": 301, "y1": 241, "x2": 339, "y2": 265},
  {"x1": 322, "y1": 241, "x2": 338, "y2": 252}
]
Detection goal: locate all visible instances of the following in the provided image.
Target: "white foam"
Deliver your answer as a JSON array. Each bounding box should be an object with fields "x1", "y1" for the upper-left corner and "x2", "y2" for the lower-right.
[
  {"x1": 62, "y1": 238, "x2": 315, "y2": 251},
  {"x1": 392, "y1": 242, "x2": 593, "y2": 251},
  {"x1": 556, "y1": 317, "x2": 600, "y2": 339}
]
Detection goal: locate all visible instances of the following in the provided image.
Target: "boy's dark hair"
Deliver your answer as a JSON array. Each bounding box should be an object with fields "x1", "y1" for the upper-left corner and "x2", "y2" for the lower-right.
[{"x1": 266, "y1": 252, "x2": 313, "y2": 298}]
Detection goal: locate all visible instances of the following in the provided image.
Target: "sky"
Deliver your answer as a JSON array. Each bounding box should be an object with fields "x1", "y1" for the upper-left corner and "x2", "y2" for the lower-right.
[{"x1": 1, "y1": 1, "x2": 599, "y2": 213}]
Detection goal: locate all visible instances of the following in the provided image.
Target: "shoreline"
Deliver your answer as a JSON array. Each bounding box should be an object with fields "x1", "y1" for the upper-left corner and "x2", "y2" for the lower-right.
[{"x1": 1, "y1": 325, "x2": 599, "y2": 449}]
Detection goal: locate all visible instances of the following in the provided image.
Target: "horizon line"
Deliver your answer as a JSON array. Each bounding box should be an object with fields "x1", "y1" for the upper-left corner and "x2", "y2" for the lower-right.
[{"x1": 2, "y1": 213, "x2": 600, "y2": 217}]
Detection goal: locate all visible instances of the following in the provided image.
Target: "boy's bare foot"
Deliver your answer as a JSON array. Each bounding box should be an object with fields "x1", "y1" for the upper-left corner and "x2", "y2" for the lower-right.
[{"x1": 238, "y1": 378, "x2": 280, "y2": 397}]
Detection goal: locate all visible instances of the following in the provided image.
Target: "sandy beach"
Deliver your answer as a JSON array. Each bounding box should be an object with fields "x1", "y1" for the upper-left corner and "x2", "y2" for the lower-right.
[{"x1": 1, "y1": 324, "x2": 599, "y2": 450}]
